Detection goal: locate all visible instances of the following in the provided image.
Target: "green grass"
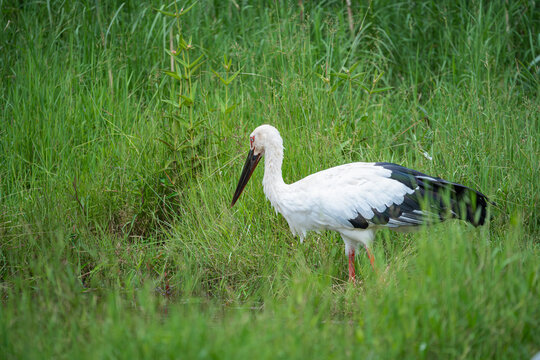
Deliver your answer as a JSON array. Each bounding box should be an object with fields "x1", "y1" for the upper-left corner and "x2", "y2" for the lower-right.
[{"x1": 1, "y1": 0, "x2": 539, "y2": 358}]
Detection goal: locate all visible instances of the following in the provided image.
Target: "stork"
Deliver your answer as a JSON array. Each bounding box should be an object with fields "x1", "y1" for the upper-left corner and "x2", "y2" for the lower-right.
[{"x1": 231, "y1": 125, "x2": 490, "y2": 281}]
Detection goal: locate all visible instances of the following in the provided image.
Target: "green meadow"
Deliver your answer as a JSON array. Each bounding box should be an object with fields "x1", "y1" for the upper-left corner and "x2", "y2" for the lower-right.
[{"x1": 1, "y1": 1, "x2": 539, "y2": 358}]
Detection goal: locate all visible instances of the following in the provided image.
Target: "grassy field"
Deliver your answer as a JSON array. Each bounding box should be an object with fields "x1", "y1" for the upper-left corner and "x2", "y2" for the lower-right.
[{"x1": 1, "y1": 0, "x2": 539, "y2": 358}]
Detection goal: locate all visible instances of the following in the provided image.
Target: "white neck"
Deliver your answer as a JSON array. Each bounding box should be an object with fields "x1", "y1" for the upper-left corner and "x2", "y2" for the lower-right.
[{"x1": 262, "y1": 144, "x2": 288, "y2": 211}]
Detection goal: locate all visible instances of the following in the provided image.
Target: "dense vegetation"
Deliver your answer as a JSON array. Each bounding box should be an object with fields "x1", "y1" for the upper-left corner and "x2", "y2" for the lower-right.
[{"x1": 1, "y1": 0, "x2": 538, "y2": 358}]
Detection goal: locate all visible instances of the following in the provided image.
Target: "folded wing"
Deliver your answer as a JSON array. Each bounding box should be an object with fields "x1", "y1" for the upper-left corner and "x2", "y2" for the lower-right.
[{"x1": 297, "y1": 162, "x2": 489, "y2": 230}]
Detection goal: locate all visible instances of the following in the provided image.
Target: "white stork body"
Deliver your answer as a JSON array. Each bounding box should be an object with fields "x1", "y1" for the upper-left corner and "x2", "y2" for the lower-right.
[
  {"x1": 264, "y1": 163, "x2": 402, "y2": 249},
  {"x1": 232, "y1": 125, "x2": 489, "y2": 281}
]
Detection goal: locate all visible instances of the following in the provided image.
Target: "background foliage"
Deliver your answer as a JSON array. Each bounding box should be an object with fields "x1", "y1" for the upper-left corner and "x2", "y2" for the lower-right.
[{"x1": 1, "y1": 0, "x2": 539, "y2": 358}]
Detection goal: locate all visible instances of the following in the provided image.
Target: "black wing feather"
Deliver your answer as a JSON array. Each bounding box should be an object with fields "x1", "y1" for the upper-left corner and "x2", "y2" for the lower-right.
[{"x1": 348, "y1": 162, "x2": 489, "y2": 229}]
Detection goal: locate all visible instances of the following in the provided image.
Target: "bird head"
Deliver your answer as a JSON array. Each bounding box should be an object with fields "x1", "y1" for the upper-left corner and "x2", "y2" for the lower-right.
[{"x1": 231, "y1": 124, "x2": 282, "y2": 207}]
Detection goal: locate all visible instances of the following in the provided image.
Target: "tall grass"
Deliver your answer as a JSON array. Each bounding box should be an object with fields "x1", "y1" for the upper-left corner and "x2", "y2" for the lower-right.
[{"x1": 1, "y1": 1, "x2": 539, "y2": 358}]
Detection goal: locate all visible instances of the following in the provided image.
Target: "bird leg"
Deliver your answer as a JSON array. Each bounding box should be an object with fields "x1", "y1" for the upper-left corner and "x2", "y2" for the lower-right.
[
  {"x1": 348, "y1": 249, "x2": 356, "y2": 282},
  {"x1": 365, "y1": 246, "x2": 375, "y2": 270},
  {"x1": 348, "y1": 247, "x2": 376, "y2": 281}
]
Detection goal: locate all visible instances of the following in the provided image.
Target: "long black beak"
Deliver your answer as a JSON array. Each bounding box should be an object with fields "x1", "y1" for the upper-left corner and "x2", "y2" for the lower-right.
[{"x1": 231, "y1": 148, "x2": 262, "y2": 207}]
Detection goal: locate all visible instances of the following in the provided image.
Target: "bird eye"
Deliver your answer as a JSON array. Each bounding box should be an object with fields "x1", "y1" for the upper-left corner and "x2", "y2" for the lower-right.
[{"x1": 250, "y1": 136, "x2": 255, "y2": 146}]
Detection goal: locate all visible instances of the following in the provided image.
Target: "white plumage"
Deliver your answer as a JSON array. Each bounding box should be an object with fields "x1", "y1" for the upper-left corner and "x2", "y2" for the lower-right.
[{"x1": 231, "y1": 124, "x2": 489, "y2": 281}]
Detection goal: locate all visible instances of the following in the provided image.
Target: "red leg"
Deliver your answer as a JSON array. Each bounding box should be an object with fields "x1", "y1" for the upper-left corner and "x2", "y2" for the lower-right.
[
  {"x1": 348, "y1": 249, "x2": 356, "y2": 282},
  {"x1": 365, "y1": 246, "x2": 375, "y2": 270}
]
